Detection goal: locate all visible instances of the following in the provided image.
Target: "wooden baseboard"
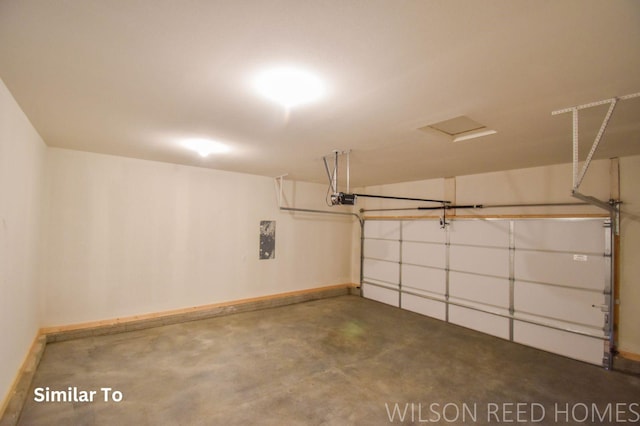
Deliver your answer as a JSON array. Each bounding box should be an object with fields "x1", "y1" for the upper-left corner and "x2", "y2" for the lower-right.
[
  {"x1": 618, "y1": 350, "x2": 640, "y2": 362},
  {"x1": 0, "y1": 333, "x2": 46, "y2": 426},
  {"x1": 41, "y1": 283, "x2": 358, "y2": 342}
]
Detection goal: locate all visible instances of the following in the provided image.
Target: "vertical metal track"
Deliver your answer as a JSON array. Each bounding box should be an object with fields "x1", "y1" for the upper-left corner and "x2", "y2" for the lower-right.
[
  {"x1": 445, "y1": 221, "x2": 451, "y2": 322},
  {"x1": 508, "y1": 220, "x2": 515, "y2": 341},
  {"x1": 359, "y1": 219, "x2": 365, "y2": 298},
  {"x1": 346, "y1": 150, "x2": 350, "y2": 195},
  {"x1": 603, "y1": 219, "x2": 613, "y2": 370},
  {"x1": 612, "y1": 200, "x2": 621, "y2": 356},
  {"x1": 572, "y1": 108, "x2": 579, "y2": 189},
  {"x1": 398, "y1": 221, "x2": 403, "y2": 308},
  {"x1": 333, "y1": 150, "x2": 339, "y2": 193}
]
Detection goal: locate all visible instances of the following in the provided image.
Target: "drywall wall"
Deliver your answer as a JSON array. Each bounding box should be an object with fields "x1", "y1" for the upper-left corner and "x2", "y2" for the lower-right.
[
  {"x1": 358, "y1": 161, "x2": 610, "y2": 216},
  {"x1": 355, "y1": 178, "x2": 446, "y2": 211},
  {"x1": 0, "y1": 78, "x2": 46, "y2": 407},
  {"x1": 619, "y1": 155, "x2": 640, "y2": 355},
  {"x1": 454, "y1": 161, "x2": 610, "y2": 215},
  {"x1": 41, "y1": 149, "x2": 354, "y2": 325},
  {"x1": 356, "y1": 159, "x2": 640, "y2": 355}
]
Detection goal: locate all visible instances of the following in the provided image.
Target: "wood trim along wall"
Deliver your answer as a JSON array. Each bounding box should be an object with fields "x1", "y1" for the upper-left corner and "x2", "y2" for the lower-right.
[
  {"x1": 618, "y1": 350, "x2": 640, "y2": 363},
  {"x1": 0, "y1": 334, "x2": 46, "y2": 426},
  {"x1": 41, "y1": 283, "x2": 358, "y2": 341}
]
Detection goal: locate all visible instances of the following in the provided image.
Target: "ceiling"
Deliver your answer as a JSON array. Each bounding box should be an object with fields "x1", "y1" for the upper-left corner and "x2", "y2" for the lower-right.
[{"x1": 1, "y1": 0, "x2": 639, "y2": 187}]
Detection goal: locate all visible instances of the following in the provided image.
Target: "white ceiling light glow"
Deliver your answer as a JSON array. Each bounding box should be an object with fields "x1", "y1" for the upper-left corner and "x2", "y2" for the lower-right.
[
  {"x1": 253, "y1": 66, "x2": 326, "y2": 109},
  {"x1": 181, "y1": 138, "x2": 230, "y2": 157}
]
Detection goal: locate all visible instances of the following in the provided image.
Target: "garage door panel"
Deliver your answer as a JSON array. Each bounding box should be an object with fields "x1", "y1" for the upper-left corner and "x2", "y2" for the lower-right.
[
  {"x1": 362, "y1": 258, "x2": 399, "y2": 285},
  {"x1": 363, "y1": 239, "x2": 399, "y2": 262},
  {"x1": 401, "y1": 293, "x2": 446, "y2": 321},
  {"x1": 449, "y1": 272, "x2": 509, "y2": 308},
  {"x1": 515, "y1": 220, "x2": 604, "y2": 253},
  {"x1": 362, "y1": 283, "x2": 399, "y2": 307},
  {"x1": 402, "y1": 241, "x2": 446, "y2": 268},
  {"x1": 514, "y1": 281, "x2": 605, "y2": 328},
  {"x1": 448, "y1": 305, "x2": 510, "y2": 340},
  {"x1": 514, "y1": 321, "x2": 604, "y2": 365},
  {"x1": 450, "y1": 245, "x2": 509, "y2": 277},
  {"x1": 401, "y1": 264, "x2": 446, "y2": 295},
  {"x1": 449, "y1": 220, "x2": 510, "y2": 247},
  {"x1": 513, "y1": 312, "x2": 605, "y2": 338},
  {"x1": 514, "y1": 251, "x2": 605, "y2": 290},
  {"x1": 402, "y1": 220, "x2": 445, "y2": 243}
]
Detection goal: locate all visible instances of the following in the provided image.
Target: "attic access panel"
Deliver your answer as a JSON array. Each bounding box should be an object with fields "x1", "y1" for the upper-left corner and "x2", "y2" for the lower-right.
[
  {"x1": 419, "y1": 115, "x2": 497, "y2": 142},
  {"x1": 422, "y1": 115, "x2": 486, "y2": 136}
]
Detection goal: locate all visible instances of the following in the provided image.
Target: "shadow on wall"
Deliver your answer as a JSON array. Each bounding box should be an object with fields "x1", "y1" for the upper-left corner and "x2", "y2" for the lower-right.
[{"x1": 620, "y1": 207, "x2": 640, "y2": 223}]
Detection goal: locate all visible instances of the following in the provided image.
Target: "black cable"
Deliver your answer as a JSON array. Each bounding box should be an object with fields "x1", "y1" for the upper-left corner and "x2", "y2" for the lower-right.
[{"x1": 353, "y1": 193, "x2": 451, "y2": 204}]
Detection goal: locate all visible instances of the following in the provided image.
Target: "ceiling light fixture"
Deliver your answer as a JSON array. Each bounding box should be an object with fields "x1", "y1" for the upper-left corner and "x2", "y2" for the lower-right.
[
  {"x1": 253, "y1": 66, "x2": 326, "y2": 109},
  {"x1": 181, "y1": 138, "x2": 230, "y2": 158}
]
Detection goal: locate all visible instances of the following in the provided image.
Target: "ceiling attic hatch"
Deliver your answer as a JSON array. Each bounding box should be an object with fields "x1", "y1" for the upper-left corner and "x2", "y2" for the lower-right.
[{"x1": 421, "y1": 115, "x2": 497, "y2": 142}]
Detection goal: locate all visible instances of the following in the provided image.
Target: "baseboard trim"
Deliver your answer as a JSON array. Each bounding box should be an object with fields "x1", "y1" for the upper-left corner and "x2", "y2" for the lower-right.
[
  {"x1": 42, "y1": 283, "x2": 358, "y2": 342},
  {"x1": 614, "y1": 351, "x2": 640, "y2": 376},
  {"x1": 618, "y1": 350, "x2": 640, "y2": 362},
  {"x1": 0, "y1": 334, "x2": 46, "y2": 426}
]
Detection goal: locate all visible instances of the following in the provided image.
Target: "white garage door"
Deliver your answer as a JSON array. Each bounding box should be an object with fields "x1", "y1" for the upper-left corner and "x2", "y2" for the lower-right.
[
  {"x1": 361, "y1": 218, "x2": 612, "y2": 368},
  {"x1": 361, "y1": 220, "x2": 401, "y2": 307}
]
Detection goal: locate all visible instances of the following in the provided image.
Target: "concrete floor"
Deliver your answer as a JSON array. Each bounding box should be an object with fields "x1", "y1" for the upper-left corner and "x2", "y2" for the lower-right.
[{"x1": 17, "y1": 296, "x2": 640, "y2": 425}]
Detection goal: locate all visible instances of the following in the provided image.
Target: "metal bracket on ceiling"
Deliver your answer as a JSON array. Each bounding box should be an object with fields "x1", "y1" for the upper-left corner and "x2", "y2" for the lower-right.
[
  {"x1": 273, "y1": 174, "x2": 289, "y2": 208},
  {"x1": 551, "y1": 92, "x2": 639, "y2": 214},
  {"x1": 323, "y1": 149, "x2": 451, "y2": 207},
  {"x1": 273, "y1": 173, "x2": 362, "y2": 222}
]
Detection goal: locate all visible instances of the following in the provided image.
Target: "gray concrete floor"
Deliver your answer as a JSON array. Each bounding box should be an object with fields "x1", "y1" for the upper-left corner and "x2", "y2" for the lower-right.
[{"x1": 18, "y1": 296, "x2": 640, "y2": 425}]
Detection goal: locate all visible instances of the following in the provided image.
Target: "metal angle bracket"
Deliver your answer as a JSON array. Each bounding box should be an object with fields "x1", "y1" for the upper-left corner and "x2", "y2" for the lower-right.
[
  {"x1": 322, "y1": 149, "x2": 451, "y2": 206},
  {"x1": 607, "y1": 200, "x2": 623, "y2": 236},
  {"x1": 553, "y1": 92, "x2": 639, "y2": 218},
  {"x1": 273, "y1": 174, "x2": 289, "y2": 207},
  {"x1": 323, "y1": 149, "x2": 351, "y2": 194},
  {"x1": 570, "y1": 191, "x2": 616, "y2": 213},
  {"x1": 273, "y1": 173, "x2": 362, "y2": 222}
]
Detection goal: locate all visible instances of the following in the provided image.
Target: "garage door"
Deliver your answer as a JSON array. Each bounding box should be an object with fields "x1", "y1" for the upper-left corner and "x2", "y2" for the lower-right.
[
  {"x1": 361, "y1": 218, "x2": 612, "y2": 367},
  {"x1": 361, "y1": 220, "x2": 402, "y2": 307}
]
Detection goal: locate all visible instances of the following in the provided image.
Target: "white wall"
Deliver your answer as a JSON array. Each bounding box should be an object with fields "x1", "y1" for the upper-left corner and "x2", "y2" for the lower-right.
[
  {"x1": 619, "y1": 155, "x2": 640, "y2": 355},
  {"x1": 357, "y1": 159, "x2": 640, "y2": 355},
  {"x1": 0, "y1": 79, "x2": 46, "y2": 406},
  {"x1": 356, "y1": 161, "x2": 611, "y2": 216},
  {"x1": 355, "y1": 178, "x2": 446, "y2": 211},
  {"x1": 41, "y1": 149, "x2": 354, "y2": 325},
  {"x1": 455, "y1": 160, "x2": 610, "y2": 215}
]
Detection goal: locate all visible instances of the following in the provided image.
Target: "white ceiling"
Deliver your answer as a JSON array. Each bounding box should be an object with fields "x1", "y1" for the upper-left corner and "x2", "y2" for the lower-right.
[{"x1": 1, "y1": 0, "x2": 639, "y2": 187}]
